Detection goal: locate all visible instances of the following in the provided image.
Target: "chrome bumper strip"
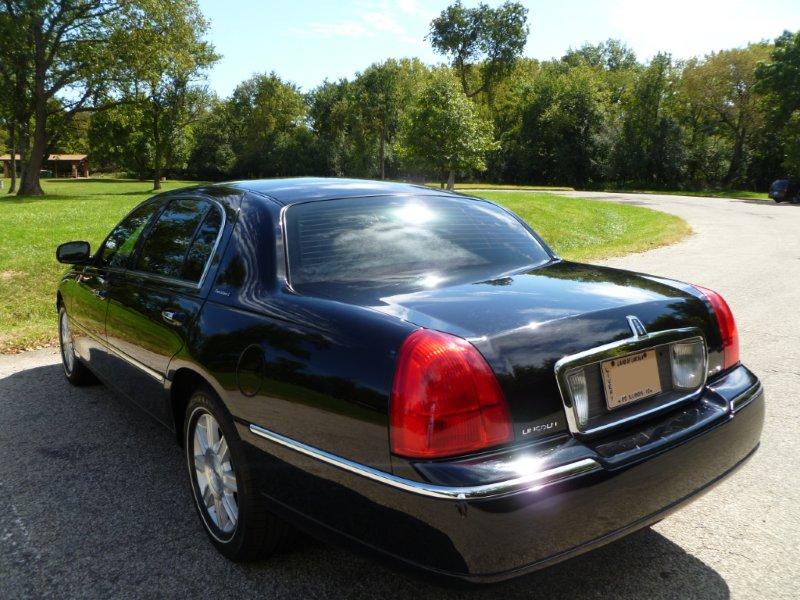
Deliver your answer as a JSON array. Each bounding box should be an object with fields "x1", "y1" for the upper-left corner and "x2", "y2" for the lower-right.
[
  {"x1": 731, "y1": 381, "x2": 763, "y2": 413},
  {"x1": 248, "y1": 423, "x2": 601, "y2": 500}
]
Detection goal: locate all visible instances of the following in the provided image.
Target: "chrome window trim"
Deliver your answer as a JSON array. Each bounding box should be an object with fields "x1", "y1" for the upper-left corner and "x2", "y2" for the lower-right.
[
  {"x1": 554, "y1": 327, "x2": 708, "y2": 437},
  {"x1": 248, "y1": 423, "x2": 600, "y2": 500},
  {"x1": 126, "y1": 199, "x2": 227, "y2": 291}
]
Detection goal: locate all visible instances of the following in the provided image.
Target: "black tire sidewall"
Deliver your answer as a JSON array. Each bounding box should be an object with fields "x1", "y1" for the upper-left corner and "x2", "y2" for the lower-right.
[{"x1": 184, "y1": 389, "x2": 252, "y2": 558}]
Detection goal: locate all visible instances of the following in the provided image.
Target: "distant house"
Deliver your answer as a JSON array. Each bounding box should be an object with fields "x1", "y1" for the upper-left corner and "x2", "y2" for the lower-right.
[{"x1": 1, "y1": 154, "x2": 90, "y2": 179}]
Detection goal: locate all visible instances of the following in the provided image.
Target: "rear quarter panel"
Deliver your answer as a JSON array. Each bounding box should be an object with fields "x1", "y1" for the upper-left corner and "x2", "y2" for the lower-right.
[{"x1": 186, "y1": 193, "x2": 415, "y2": 471}]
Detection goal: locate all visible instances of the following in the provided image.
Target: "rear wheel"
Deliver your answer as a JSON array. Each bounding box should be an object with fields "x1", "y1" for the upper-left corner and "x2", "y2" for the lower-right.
[
  {"x1": 184, "y1": 386, "x2": 290, "y2": 561},
  {"x1": 58, "y1": 307, "x2": 97, "y2": 386}
]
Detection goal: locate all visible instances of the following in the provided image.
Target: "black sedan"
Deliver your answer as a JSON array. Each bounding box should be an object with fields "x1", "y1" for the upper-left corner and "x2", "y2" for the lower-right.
[
  {"x1": 769, "y1": 178, "x2": 799, "y2": 203},
  {"x1": 55, "y1": 178, "x2": 764, "y2": 583}
]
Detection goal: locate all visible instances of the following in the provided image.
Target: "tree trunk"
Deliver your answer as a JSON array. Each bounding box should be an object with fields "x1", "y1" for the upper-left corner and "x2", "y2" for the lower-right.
[
  {"x1": 152, "y1": 92, "x2": 162, "y2": 190},
  {"x1": 446, "y1": 169, "x2": 455, "y2": 190},
  {"x1": 379, "y1": 125, "x2": 386, "y2": 180},
  {"x1": 8, "y1": 121, "x2": 16, "y2": 194},
  {"x1": 724, "y1": 127, "x2": 747, "y2": 188},
  {"x1": 18, "y1": 105, "x2": 47, "y2": 196}
]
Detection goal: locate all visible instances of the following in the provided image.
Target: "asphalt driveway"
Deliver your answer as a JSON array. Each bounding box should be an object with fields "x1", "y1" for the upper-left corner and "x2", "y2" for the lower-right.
[{"x1": 1, "y1": 192, "x2": 798, "y2": 599}]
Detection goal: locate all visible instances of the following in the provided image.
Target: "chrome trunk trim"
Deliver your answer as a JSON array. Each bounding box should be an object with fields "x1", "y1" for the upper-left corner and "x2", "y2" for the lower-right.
[{"x1": 554, "y1": 327, "x2": 707, "y2": 437}]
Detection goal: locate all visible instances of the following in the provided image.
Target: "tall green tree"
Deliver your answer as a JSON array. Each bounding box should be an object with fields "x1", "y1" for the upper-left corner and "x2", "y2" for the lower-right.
[
  {"x1": 612, "y1": 53, "x2": 685, "y2": 187},
  {"x1": 680, "y1": 44, "x2": 772, "y2": 186},
  {"x1": 757, "y1": 31, "x2": 800, "y2": 176},
  {"x1": 354, "y1": 59, "x2": 426, "y2": 179},
  {"x1": 509, "y1": 65, "x2": 609, "y2": 187},
  {"x1": 0, "y1": 0, "x2": 216, "y2": 196},
  {"x1": 399, "y1": 71, "x2": 497, "y2": 189},
  {"x1": 428, "y1": 1, "x2": 529, "y2": 105},
  {"x1": 118, "y1": 0, "x2": 218, "y2": 189},
  {"x1": 226, "y1": 72, "x2": 318, "y2": 177}
]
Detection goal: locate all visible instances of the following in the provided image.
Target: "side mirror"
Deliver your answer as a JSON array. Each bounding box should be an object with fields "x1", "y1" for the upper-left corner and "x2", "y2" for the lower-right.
[{"x1": 56, "y1": 241, "x2": 91, "y2": 264}]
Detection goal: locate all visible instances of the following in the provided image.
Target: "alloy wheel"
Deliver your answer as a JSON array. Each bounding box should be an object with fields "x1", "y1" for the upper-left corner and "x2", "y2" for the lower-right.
[{"x1": 192, "y1": 412, "x2": 239, "y2": 535}]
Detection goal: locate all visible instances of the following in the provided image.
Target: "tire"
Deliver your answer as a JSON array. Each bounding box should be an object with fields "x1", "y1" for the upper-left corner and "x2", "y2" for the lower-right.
[
  {"x1": 184, "y1": 386, "x2": 290, "y2": 561},
  {"x1": 58, "y1": 306, "x2": 97, "y2": 386}
]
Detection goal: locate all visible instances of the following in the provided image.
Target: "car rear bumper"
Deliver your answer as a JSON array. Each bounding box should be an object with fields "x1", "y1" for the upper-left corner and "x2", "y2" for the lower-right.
[{"x1": 240, "y1": 365, "x2": 763, "y2": 583}]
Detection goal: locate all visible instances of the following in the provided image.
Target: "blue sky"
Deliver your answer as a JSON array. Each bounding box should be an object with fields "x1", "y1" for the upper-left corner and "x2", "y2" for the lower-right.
[{"x1": 197, "y1": 0, "x2": 800, "y2": 95}]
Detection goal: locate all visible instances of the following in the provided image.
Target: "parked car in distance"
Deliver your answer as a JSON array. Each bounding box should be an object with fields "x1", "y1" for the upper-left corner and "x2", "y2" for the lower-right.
[
  {"x1": 55, "y1": 178, "x2": 764, "y2": 583},
  {"x1": 769, "y1": 178, "x2": 800, "y2": 203}
]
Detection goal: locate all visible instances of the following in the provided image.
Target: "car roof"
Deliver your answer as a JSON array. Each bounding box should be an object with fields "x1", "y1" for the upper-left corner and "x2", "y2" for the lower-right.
[{"x1": 219, "y1": 177, "x2": 459, "y2": 205}]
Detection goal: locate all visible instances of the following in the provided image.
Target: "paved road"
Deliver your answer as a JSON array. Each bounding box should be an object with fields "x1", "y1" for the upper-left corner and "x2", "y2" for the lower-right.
[{"x1": 1, "y1": 193, "x2": 798, "y2": 599}]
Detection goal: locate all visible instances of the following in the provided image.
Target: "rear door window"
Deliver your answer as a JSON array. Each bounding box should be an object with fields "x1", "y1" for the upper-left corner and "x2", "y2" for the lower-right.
[{"x1": 135, "y1": 198, "x2": 222, "y2": 283}]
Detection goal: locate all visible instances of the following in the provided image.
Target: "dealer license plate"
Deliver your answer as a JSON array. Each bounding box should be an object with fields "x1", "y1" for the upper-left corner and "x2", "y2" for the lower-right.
[{"x1": 601, "y1": 350, "x2": 662, "y2": 410}]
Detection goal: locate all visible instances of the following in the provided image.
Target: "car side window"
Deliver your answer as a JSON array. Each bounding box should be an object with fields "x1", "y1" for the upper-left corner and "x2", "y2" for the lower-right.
[
  {"x1": 135, "y1": 198, "x2": 218, "y2": 282},
  {"x1": 98, "y1": 202, "x2": 162, "y2": 269},
  {"x1": 182, "y1": 206, "x2": 223, "y2": 282}
]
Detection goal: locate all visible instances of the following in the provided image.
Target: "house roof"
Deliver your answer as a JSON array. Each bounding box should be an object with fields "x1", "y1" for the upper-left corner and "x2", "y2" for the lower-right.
[{"x1": 0, "y1": 154, "x2": 88, "y2": 161}]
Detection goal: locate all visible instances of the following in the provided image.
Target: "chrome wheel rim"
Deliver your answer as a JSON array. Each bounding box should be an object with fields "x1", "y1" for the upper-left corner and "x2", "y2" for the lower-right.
[
  {"x1": 192, "y1": 412, "x2": 239, "y2": 535},
  {"x1": 60, "y1": 311, "x2": 75, "y2": 374}
]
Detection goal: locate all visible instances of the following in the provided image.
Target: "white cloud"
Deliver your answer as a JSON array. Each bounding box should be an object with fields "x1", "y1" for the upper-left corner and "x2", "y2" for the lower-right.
[
  {"x1": 307, "y1": 1, "x2": 428, "y2": 47},
  {"x1": 608, "y1": 0, "x2": 786, "y2": 60},
  {"x1": 307, "y1": 21, "x2": 373, "y2": 38}
]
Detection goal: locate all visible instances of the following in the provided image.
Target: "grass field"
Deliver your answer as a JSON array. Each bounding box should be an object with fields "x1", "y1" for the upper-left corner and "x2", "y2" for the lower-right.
[{"x1": 0, "y1": 178, "x2": 689, "y2": 353}]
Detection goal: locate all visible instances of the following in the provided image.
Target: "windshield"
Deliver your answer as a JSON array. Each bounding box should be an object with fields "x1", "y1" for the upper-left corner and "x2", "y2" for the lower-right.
[{"x1": 285, "y1": 195, "x2": 551, "y2": 295}]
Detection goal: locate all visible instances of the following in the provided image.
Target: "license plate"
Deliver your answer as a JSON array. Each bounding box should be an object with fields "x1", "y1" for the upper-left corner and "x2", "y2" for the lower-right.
[{"x1": 601, "y1": 350, "x2": 662, "y2": 410}]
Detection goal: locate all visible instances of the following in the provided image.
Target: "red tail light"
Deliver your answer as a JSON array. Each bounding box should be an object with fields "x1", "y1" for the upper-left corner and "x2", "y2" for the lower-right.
[
  {"x1": 693, "y1": 285, "x2": 740, "y2": 370},
  {"x1": 390, "y1": 329, "x2": 513, "y2": 459}
]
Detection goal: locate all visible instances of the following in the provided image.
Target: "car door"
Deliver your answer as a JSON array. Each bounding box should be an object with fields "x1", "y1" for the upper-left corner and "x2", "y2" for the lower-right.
[
  {"x1": 66, "y1": 200, "x2": 162, "y2": 375},
  {"x1": 104, "y1": 196, "x2": 225, "y2": 424}
]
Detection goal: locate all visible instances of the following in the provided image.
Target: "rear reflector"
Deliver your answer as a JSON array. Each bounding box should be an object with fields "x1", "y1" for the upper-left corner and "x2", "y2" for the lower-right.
[
  {"x1": 390, "y1": 329, "x2": 513, "y2": 459},
  {"x1": 693, "y1": 285, "x2": 740, "y2": 370}
]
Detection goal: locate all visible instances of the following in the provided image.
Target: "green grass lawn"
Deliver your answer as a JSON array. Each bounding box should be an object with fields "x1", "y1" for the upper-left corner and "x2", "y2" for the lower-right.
[{"x1": 0, "y1": 178, "x2": 689, "y2": 353}]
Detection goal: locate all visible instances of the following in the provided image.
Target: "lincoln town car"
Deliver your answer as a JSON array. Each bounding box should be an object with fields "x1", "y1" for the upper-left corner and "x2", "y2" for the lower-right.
[{"x1": 55, "y1": 178, "x2": 764, "y2": 583}]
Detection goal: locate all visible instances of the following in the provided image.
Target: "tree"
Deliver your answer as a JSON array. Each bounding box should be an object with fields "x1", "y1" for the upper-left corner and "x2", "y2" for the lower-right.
[
  {"x1": 399, "y1": 71, "x2": 497, "y2": 189},
  {"x1": 562, "y1": 39, "x2": 638, "y2": 72},
  {"x1": 225, "y1": 73, "x2": 318, "y2": 178},
  {"x1": 353, "y1": 59, "x2": 426, "y2": 179},
  {"x1": 680, "y1": 43, "x2": 772, "y2": 187},
  {"x1": 509, "y1": 65, "x2": 609, "y2": 187},
  {"x1": 0, "y1": 0, "x2": 215, "y2": 196},
  {"x1": 612, "y1": 53, "x2": 686, "y2": 187},
  {"x1": 757, "y1": 31, "x2": 800, "y2": 176},
  {"x1": 428, "y1": 1, "x2": 529, "y2": 105},
  {"x1": 88, "y1": 99, "x2": 152, "y2": 178},
  {"x1": 186, "y1": 98, "x2": 235, "y2": 180},
  {"x1": 116, "y1": 1, "x2": 217, "y2": 189}
]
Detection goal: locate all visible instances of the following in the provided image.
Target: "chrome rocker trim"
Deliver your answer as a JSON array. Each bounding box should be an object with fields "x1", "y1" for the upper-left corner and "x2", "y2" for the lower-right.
[
  {"x1": 248, "y1": 423, "x2": 601, "y2": 501},
  {"x1": 70, "y1": 318, "x2": 164, "y2": 383}
]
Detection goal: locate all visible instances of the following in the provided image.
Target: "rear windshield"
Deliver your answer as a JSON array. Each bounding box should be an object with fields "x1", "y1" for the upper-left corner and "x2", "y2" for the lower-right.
[{"x1": 285, "y1": 195, "x2": 551, "y2": 292}]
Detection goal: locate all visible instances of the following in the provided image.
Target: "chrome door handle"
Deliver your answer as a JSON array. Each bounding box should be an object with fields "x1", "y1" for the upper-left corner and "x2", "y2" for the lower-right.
[{"x1": 161, "y1": 310, "x2": 185, "y2": 325}]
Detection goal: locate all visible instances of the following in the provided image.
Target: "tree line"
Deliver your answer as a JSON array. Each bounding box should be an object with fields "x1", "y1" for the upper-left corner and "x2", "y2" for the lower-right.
[{"x1": 2, "y1": 1, "x2": 800, "y2": 196}]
